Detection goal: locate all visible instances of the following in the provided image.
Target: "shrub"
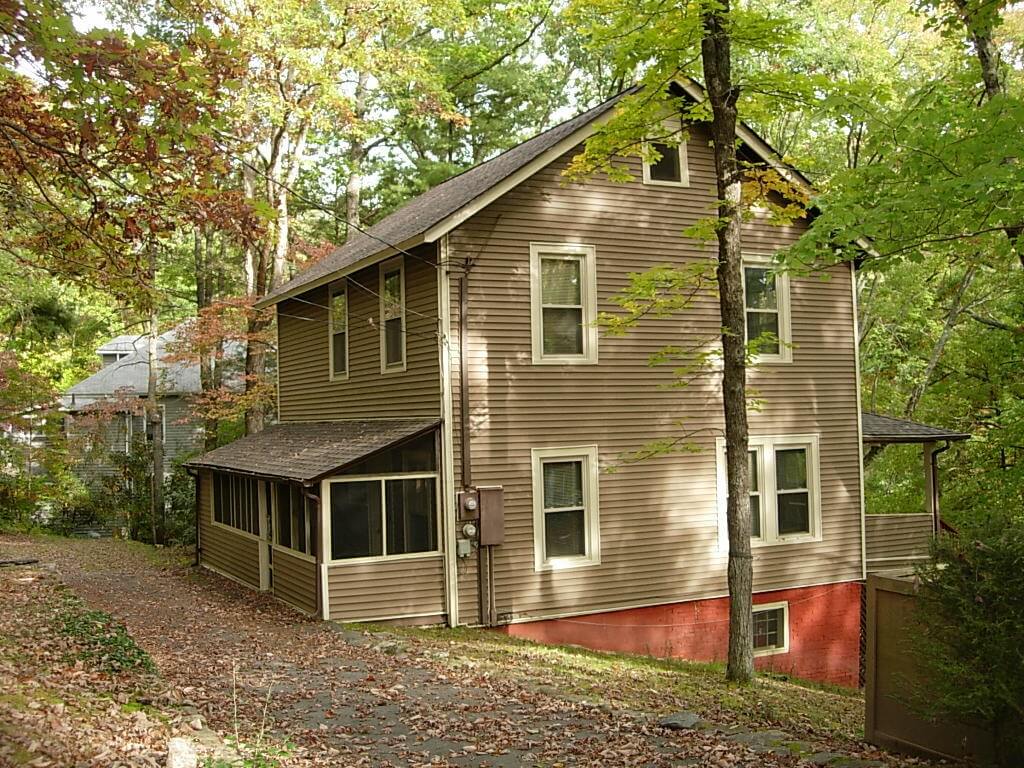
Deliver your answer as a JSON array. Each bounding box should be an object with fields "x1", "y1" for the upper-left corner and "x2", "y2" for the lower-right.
[{"x1": 913, "y1": 511, "x2": 1024, "y2": 766}]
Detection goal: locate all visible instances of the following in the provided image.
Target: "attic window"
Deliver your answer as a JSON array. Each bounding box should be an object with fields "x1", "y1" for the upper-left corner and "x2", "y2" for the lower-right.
[
  {"x1": 642, "y1": 120, "x2": 689, "y2": 187},
  {"x1": 379, "y1": 257, "x2": 406, "y2": 373},
  {"x1": 329, "y1": 281, "x2": 348, "y2": 380}
]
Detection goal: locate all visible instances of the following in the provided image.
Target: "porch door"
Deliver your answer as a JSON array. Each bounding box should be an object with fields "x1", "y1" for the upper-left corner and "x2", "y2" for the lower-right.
[{"x1": 258, "y1": 480, "x2": 272, "y2": 590}]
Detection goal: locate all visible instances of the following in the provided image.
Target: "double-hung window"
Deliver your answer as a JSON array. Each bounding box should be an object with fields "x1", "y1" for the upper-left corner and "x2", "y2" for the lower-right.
[
  {"x1": 642, "y1": 119, "x2": 689, "y2": 187},
  {"x1": 329, "y1": 281, "x2": 348, "y2": 380},
  {"x1": 379, "y1": 257, "x2": 406, "y2": 372},
  {"x1": 529, "y1": 243, "x2": 598, "y2": 364},
  {"x1": 742, "y1": 255, "x2": 791, "y2": 363},
  {"x1": 531, "y1": 445, "x2": 601, "y2": 570},
  {"x1": 717, "y1": 435, "x2": 821, "y2": 546}
]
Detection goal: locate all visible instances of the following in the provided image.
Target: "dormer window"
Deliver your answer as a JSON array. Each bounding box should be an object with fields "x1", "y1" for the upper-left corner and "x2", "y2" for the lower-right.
[{"x1": 642, "y1": 120, "x2": 689, "y2": 187}]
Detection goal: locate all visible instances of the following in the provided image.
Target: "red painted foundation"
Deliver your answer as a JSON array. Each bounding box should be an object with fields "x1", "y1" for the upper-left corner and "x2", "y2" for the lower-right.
[{"x1": 501, "y1": 582, "x2": 863, "y2": 687}]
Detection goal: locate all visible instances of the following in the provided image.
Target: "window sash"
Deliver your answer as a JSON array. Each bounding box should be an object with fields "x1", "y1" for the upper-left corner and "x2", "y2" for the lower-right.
[
  {"x1": 379, "y1": 259, "x2": 405, "y2": 370},
  {"x1": 641, "y1": 120, "x2": 689, "y2": 186},
  {"x1": 532, "y1": 447, "x2": 600, "y2": 570},
  {"x1": 330, "y1": 284, "x2": 348, "y2": 378},
  {"x1": 742, "y1": 258, "x2": 790, "y2": 362},
  {"x1": 529, "y1": 244, "x2": 597, "y2": 364}
]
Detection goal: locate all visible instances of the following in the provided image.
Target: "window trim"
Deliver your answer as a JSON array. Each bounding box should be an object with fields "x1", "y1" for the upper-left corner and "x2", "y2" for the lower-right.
[
  {"x1": 322, "y1": 470, "x2": 441, "y2": 565},
  {"x1": 641, "y1": 119, "x2": 690, "y2": 188},
  {"x1": 379, "y1": 256, "x2": 407, "y2": 374},
  {"x1": 716, "y1": 434, "x2": 822, "y2": 548},
  {"x1": 529, "y1": 242, "x2": 598, "y2": 365},
  {"x1": 531, "y1": 445, "x2": 601, "y2": 572},
  {"x1": 742, "y1": 252, "x2": 792, "y2": 364},
  {"x1": 328, "y1": 280, "x2": 349, "y2": 382},
  {"x1": 752, "y1": 600, "x2": 790, "y2": 657}
]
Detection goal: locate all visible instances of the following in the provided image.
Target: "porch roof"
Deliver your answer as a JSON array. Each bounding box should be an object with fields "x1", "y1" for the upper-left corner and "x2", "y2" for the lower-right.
[
  {"x1": 185, "y1": 418, "x2": 439, "y2": 484},
  {"x1": 861, "y1": 412, "x2": 970, "y2": 445}
]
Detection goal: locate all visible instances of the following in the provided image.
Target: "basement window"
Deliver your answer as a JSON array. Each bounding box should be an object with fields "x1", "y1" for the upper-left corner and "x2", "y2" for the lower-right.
[{"x1": 752, "y1": 601, "x2": 789, "y2": 656}]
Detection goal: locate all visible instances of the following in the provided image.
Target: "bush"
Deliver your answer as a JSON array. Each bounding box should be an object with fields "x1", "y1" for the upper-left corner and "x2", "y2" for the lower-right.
[
  {"x1": 913, "y1": 511, "x2": 1024, "y2": 766},
  {"x1": 163, "y1": 460, "x2": 196, "y2": 546}
]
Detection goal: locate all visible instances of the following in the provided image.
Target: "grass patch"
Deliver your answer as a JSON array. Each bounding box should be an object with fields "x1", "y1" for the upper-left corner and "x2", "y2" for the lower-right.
[
  {"x1": 55, "y1": 594, "x2": 155, "y2": 674},
  {"x1": 347, "y1": 622, "x2": 865, "y2": 747}
]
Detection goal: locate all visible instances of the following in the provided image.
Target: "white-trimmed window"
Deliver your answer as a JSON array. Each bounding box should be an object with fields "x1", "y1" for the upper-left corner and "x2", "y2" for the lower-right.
[
  {"x1": 379, "y1": 257, "x2": 406, "y2": 372},
  {"x1": 326, "y1": 474, "x2": 439, "y2": 562},
  {"x1": 753, "y1": 601, "x2": 789, "y2": 656},
  {"x1": 717, "y1": 435, "x2": 821, "y2": 545},
  {"x1": 329, "y1": 281, "x2": 348, "y2": 380},
  {"x1": 213, "y1": 473, "x2": 260, "y2": 536},
  {"x1": 743, "y1": 254, "x2": 791, "y2": 363},
  {"x1": 532, "y1": 445, "x2": 601, "y2": 570},
  {"x1": 529, "y1": 243, "x2": 598, "y2": 364},
  {"x1": 642, "y1": 119, "x2": 689, "y2": 187},
  {"x1": 272, "y1": 482, "x2": 316, "y2": 558}
]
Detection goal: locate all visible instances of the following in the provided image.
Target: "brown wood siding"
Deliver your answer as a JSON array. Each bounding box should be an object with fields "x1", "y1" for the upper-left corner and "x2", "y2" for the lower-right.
[
  {"x1": 450, "y1": 124, "x2": 863, "y2": 623},
  {"x1": 197, "y1": 470, "x2": 261, "y2": 587},
  {"x1": 326, "y1": 556, "x2": 445, "y2": 622},
  {"x1": 276, "y1": 244, "x2": 441, "y2": 422},
  {"x1": 272, "y1": 548, "x2": 317, "y2": 614},
  {"x1": 865, "y1": 514, "x2": 933, "y2": 573}
]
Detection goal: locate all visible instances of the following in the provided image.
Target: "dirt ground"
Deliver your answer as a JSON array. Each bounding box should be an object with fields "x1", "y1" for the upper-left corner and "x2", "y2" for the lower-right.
[{"x1": 0, "y1": 535, "x2": 940, "y2": 767}]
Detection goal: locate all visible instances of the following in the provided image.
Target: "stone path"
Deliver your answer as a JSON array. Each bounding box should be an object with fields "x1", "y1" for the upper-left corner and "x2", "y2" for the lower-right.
[{"x1": 0, "y1": 536, "x2": 921, "y2": 767}]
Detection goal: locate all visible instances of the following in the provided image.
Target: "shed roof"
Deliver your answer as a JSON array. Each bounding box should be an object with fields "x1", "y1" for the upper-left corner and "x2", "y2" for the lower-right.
[
  {"x1": 861, "y1": 412, "x2": 970, "y2": 444},
  {"x1": 185, "y1": 418, "x2": 440, "y2": 483}
]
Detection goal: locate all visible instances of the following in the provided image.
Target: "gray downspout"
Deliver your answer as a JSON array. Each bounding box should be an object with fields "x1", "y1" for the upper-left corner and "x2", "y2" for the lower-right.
[
  {"x1": 185, "y1": 466, "x2": 200, "y2": 566},
  {"x1": 930, "y1": 441, "x2": 952, "y2": 534}
]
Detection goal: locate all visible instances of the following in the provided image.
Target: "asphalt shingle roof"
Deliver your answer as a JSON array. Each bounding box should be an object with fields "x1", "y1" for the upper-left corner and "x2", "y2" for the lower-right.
[
  {"x1": 185, "y1": 418, "x2": 440, "y2": 483},
  {"x1": 259, "y1": 87, "x2": 640, "y2": 307},
  {"x1": 861, "y1": 412, "x2": 970, "y2": 444}
]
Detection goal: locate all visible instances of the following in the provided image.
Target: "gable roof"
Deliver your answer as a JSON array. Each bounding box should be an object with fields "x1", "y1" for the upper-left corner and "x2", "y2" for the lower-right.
[
  {"x1": 185, "y1": 418, "x2": 439, "y2": 483},
  {"x1": 861, "y1": 412, "x2": 970, "y2": 444},
  {"x1": 259, "y1": 77, "x2": 830, "y2": 309}
]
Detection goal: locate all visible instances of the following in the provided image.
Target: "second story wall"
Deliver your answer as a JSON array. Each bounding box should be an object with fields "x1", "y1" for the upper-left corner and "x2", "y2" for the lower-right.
[
  {"x1": 448, "y1": 123, "x2": 863, "y2": 622},
  {"x1": 277, "y1": 244, "x2": 441, "y2": 423}
]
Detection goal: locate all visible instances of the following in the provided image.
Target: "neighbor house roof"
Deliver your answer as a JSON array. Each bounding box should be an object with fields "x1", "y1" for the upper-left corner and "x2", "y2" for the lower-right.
[
  {"x1": 861, "y1": 412, "x2": 970, "y2": 444},
  {"x1": 62, "y1": 329, "x2": 243, "y2": 410},
  {"x1": 184, "y1": 418, "x2": 440, "y2": 483}
]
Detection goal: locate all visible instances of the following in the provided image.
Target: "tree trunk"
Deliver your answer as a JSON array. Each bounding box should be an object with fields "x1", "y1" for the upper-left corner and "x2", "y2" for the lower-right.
[
  {"x1": 146, "y1": 252, "x2": 164, "y2": 545},
  {"x1": 701, "y1": 0, "x2": 754, "y2": 684},
  {"x1": 194, "y1": 228, "x2": 220, "y2": 452}
]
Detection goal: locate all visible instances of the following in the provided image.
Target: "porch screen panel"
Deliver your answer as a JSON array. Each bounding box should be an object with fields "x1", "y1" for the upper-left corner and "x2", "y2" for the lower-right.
[
  {"x1": 385, "y1": 477, "x2": 437, "y2": 555},
  {"x1": 330, "y1": 480, "x2": 383, "y2": 559}
]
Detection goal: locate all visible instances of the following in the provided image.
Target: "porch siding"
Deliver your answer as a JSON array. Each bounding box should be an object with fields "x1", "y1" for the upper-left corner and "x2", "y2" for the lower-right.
[
  {"x1": 326, "y1": 555, "x2": 445, "y2": 622},
  {"x1": 865, "y1": 513, "x2": 934, "y2": 573},
  {"x1": 197, "y1": 469, "x2": 261, "y2": 588},
  {"x1": 272, "y1": 548, "x2": 317, "y2": 614}
]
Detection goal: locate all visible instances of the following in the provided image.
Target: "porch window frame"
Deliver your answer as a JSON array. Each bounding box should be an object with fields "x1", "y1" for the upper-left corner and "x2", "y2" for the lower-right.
[
  {"x1": 270, "y1": 481, "x2": 317, "y2": 562},
  {"x1": 529, "y1": 242, "x2": 598, "y2": 365},
  {"x1": 379, "y1": 256, "x2": 407, "y2": 374},
  {"x1": 531, "y1": 445, "x2": 602, "y2": 572},
  {"x1": 322, "y1": 470, "x2": 442, "y2": 566},
  {"x1": 211, "y1": 471, "x2": 262, "y2": 541},
  {"x1": 716, "y1": 434, "x2": 822, "y2": 548},
  {"x1": 742, "y1": 252, "x2": 792, "y2": 364},
  {"x1": 328, "y1": 280, "x2": 349, "y2": 381}
]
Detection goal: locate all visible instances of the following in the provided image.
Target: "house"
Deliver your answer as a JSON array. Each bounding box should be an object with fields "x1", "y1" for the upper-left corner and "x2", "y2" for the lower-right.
[
  {"x1": 62, "y1": 329, "x2": 207, "y2": 486},
  {"x1": 185, "y1": 81, "x2": 962, "y2": 687}
]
